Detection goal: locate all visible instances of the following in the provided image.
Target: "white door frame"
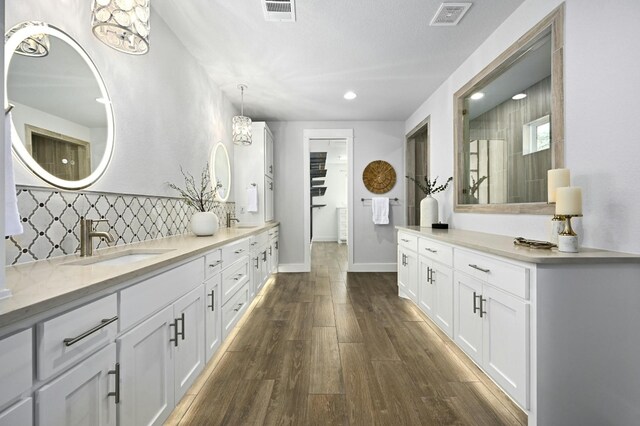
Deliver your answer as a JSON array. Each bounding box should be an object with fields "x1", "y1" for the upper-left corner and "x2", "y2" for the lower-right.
[{"x1": 303, "y1": 129, "x2": 354, "y2": 272}]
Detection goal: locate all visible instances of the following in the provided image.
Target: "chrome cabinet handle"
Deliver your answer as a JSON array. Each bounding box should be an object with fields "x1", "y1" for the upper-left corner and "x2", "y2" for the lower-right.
[
  {"x1": 208, "y1": 290, "x2": 215, "y2": 311},
  {"x1": 233, "y1": 273, "x2": 243, "y2": 281},
  {"x1": 250, "y1": 242, "x2": 257, "y2": 246},
  {"x1": 234, "y1": 249, "x2": 244, "y2": 254},
  {"x1": 233, "y1": 302, "x2": 244, "y2": 312},
  {"x1": 269, "y1": 165, "x2": 273, "y2": 174},
  {"x1": 401, "y1": 238, "x2": 410, "y2": 243},
  {"x1": 269, "y1": 246, "x2": 272, "y2": 256},
  {"x1": 63, "y1": 316, "x2": 118, "y2": 346},
  {"x1": 269, "y1": 182, "x2": 273, "y2": 190},
  {"x1": 480, "y1": 297, "x2": 487, "y2": 318},
  {"x1": 208, "y1": 260, "x2": 222, "y2": 268},
  {"x1": 468, "y1": 264, "x2": 490, "y2": 273},
  {"x1": 254, "y1": 257, "x2": 259, "y2": 269},
  {"x1": 426, "y1": 267, "x2": 431, "y2": 284},
  {"x1": 425, "y1": 248, "x2": 438, "y2": 253},
  {"x1": 169, "y1": 319, "x2": 179, "y2": 347},
  {"x1": 262, "y1": 251, "x2": 267, "y2": 262},
  {"x1": 275, "y1": 241, "x2": 278, "y2": 250},
  {"x1": 178, "y1": 313, "x2": 185, "y2": 341},
  {"x1": 473, "y1": 291, "x2": 480, "y2": 314},
  {"x1": 107, "y1": 363, "x2": 120, "y2": 404}
]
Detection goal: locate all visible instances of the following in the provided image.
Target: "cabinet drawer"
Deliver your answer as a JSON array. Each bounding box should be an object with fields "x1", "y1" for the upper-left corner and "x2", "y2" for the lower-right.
[
  {"x1": 37, "y1": 294, "x2": 117, "y2": 381},
  {"x1": 205, "y1": 249, "x2": 223, "y2": 279},
  {"x1": 222, "y1": 238, "x2": 251, "y2": 266},
  {"x1": 418, "y1": 238, "x2": 453, "y2": 267},
  {"x1": 398, "y1": 231, "x2": 418, "y2": 252},
  {"x1": 0, "y1": 329, "x2": 32, "y2": 408},
  {"x1": 221, "y1": 258, "x2": 250, "y2": 305},
  {"x1": 268, "y1": 227, "x2": 279, "y2": 239},
  {"x1": 119, "y1": 259, "x2": 203, "y2": 331},
  {"x1": 252, "y1": 231, "x2": 269, "y2": 250},
  {"x1": 454, "y1": 249, "x2": 529, "y2": 299},
  {"x1": 222, "y1": 284, "x2": 250, "y2": 340}
]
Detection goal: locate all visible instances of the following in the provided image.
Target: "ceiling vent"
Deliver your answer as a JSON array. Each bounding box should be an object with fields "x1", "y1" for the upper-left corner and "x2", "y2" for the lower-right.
[
  {"x1": 263, "y1": 0, "x2": 296, "y2": 22},
  {"x1": 430, "y1": 3, "x2": 472, "y2": 26}
]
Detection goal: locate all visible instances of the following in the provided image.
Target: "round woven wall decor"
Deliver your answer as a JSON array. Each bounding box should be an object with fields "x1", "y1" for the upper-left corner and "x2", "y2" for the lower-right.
[{"x1": 362, "y1": 160, "x2": 396, "y2": 194}]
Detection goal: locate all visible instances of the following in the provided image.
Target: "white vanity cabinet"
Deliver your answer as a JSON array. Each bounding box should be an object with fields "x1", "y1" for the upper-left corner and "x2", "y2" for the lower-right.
[
  {"x1": 234, "y1": 122, "x2": 276, "y2": 225},
  {"x1": 36, "y1": 343, "x2": 117, "y2": 426},
  {"x1": 397, "y1": 232, "x2": 418, "y2": 302},
  {"x1": 418, "y1": 256, "x2": 454, "y2": 337}
]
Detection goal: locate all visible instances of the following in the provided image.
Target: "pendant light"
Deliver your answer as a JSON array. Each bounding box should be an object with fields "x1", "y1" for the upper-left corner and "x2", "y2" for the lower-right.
[
  {"x1": 91, "y1": 0, "x2": 150, "y2": 55},
  {"x1": 233, "y1": 84, "x2": 252, "y2": 145},
  {"x1": 6, "y1": 22, "x2": 50, "y2": 57}
]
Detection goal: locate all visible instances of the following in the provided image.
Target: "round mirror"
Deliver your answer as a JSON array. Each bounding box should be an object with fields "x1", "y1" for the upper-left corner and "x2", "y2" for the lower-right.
[
  {"x1": 4, "y1": 22, "x2": 114, "y2": 189},
  {"x1": 211, "y1": 142, "x2": 231, "y2": 202}
]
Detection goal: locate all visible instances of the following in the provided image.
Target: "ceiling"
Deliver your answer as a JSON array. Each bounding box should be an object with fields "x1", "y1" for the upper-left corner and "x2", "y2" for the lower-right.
[{"x1": 153, "y1": 0, "x2": 524, "y2": 122}]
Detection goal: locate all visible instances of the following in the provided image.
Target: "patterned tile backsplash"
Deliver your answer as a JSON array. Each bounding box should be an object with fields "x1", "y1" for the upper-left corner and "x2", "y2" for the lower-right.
[{"x1": 5, "y1": 186, "x2": 235, "y2": 265}]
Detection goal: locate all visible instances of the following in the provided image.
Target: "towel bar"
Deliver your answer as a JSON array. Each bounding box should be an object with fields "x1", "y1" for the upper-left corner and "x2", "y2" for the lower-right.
[{"x1": 361, "y1": 197, "x2": 399, "y2": 202}]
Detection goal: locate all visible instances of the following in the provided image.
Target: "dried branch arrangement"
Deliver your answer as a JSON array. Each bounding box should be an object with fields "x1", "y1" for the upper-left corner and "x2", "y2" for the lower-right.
[
  {"x1": 168, "y1": 163, "x2": 222, "y2": 212},
  {"x1": 406, "y1": 175, "x2": 453, "y2": 196}
]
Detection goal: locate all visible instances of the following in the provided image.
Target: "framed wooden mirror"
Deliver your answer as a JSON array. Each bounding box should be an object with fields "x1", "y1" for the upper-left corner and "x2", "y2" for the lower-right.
[{"x1": 454, "y1": 5, "x2": 564, "y2": 214}]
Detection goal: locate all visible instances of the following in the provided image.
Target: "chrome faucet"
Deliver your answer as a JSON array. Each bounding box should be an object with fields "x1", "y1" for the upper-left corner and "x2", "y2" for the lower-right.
[
  {"x1": 80, "y1": 219, "x2": 115, "y2": 257},
  {"x1": 226, "y1": 212, "x2": 240, "y2": 228}
]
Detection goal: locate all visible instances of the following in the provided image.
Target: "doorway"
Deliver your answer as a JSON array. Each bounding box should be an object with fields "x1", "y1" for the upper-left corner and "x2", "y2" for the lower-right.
[
  {"x1": 303, "y1": 129, "x2": 353, "y2": 272},
  {"x1": 405, "y1": 118, "x2": 430, "y2": 226}
]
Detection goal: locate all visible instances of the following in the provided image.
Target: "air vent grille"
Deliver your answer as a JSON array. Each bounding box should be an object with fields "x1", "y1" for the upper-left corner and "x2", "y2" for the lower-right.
[
  {"x1": 430, "y1": 3, "x2": 472, "y2": 26},
  {"x1": 263, "y1": 0, "x2": 296, "y2": 22}
]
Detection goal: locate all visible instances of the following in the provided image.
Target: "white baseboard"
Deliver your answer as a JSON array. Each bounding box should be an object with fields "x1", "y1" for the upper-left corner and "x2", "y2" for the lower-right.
[
  {"x1": 277, "y1": 263, "x2": 310, "y2": 273},
  {"x1": 312, "y1": 236, "x2": 338, "y2": 242},
  {"x1": 348, "y1": 263, "x2": 397, "y2": 273}
]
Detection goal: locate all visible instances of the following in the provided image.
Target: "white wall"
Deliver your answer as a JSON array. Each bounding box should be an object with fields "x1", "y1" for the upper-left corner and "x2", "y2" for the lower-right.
[
  {"x1": 269, "y1": 121, "x2": 405, "y2": 268},
  {"x1": 311, "y1": 160, "x2": 347, "y2": 242},
  {"x1": 406, "y1": 0, "x2": 640, "y2": 254},
  {"x1": 6, "y1": 1, "x2": 238, "y2": 198}
]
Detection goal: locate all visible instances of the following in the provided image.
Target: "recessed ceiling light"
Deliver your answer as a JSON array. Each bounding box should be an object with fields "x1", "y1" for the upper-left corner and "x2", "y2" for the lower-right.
[
  {"x1": 343, "y1": 91, "x2": 357, "y2": 100},
  {"x1": 470, "y1": 92, "x2": 484, "y2": 100},
  {"x1": 512, "y1": 93, "x2": 527, "y2": 100}
]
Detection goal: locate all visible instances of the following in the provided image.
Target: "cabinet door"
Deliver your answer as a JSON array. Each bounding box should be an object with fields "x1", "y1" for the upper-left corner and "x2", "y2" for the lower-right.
[
  {"x1": 251, "y1": 254, "x2": 261, "y2": 296},
  {"x1": 264, "y1": 176, "x2": 274, "y2": 222},
  {"x1": 432, "y1": 263, "x2": 454, "y2": 338},
  {"x1": 259, "y1": 249, "x2": 270, "y2": 289},
  {"x1": 205, "y1": 276, "x2": 221, "y2": 362},
  {"x1": 0, "y1": 398, "x2": 32, "y2": 426},
  {"x1": 418, "y1": 257, "x2": 434, "y2": 317},
  {"x1": 403, "y1": 250, "x2": 418, "y2": 302},
  {"x1": 273, "y1": 238, "x2": 279, "y2": 272},
  {"x1": 264, "y1": 128, "x2": 274, "y2": 178},
  {"x1": 453, "y1": 272, "x2": 483, "y2": 364},
  {"x1": 37, "y1": 344, "x2": 116, "y2": 426},
  {"x1": 482, "y1": 286, "x2": 529, "y2": 408},
  {"x1": 173, "y1": 286, "x2": 205, "y2": 403},
  {"x1": 118, "y1": 306, "x2": 174, "y2": 426}
]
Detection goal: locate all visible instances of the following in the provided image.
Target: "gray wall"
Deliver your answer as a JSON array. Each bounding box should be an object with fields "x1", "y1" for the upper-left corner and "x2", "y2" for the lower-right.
[
  {"x1": 6, "y1": 1, "x2": 238, "y2": 198},
  {"x1": 268, "y1": 121, "x2": 405, "y2": 268}
]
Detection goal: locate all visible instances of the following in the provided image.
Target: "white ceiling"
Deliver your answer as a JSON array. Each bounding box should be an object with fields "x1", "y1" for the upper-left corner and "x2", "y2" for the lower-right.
[{"x1": 153, "y1": 0, "x2": 525, "y2": 121}]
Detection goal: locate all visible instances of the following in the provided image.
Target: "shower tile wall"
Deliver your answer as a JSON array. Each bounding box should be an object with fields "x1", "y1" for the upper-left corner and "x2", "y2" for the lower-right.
[{"x1": 5, "y1": 186, "x2": 235, "y2": 265}]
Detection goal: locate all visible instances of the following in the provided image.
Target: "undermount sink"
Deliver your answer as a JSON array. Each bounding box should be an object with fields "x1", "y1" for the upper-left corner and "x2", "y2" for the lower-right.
[{"x1": 66, "y1": 248, "x2": 175, "y2": 266}]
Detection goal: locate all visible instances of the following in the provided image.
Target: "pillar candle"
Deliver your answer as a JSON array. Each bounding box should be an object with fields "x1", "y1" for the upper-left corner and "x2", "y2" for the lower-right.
[
  {"x1": 548, "y1": 168, "x2": 570, "y2": 203},
  {"x1": 556, "y1": 187, "x2": 582, "y2": 215}
]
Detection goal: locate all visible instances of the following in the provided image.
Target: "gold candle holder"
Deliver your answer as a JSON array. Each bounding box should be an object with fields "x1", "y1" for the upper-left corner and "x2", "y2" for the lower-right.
[{"x1": 557, "y1": 214, "x2": 582, "y2": 253}]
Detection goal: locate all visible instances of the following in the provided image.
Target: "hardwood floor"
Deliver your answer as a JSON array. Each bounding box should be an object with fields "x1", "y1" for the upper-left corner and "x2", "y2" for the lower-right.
[{"x1": 167, "y1": 242, "x2": 527, "y2": 426}]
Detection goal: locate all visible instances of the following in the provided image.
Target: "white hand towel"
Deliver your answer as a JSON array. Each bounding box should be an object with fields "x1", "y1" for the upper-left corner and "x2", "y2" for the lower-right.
[
  {"x1": 247, "y1": 186, "x2": 259, "y2": 212},
  {"x1": 372, "y1": 197, "x2": 389, "y2": 225},
  {"x1": 5, "y1": 112, "x2": 23, "y2": 236}
]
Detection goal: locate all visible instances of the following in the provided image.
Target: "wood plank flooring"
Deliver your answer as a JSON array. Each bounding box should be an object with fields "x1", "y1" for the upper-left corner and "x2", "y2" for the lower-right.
[{"x1": 167, "y1": 242, "x2": 527, "y2": 426}]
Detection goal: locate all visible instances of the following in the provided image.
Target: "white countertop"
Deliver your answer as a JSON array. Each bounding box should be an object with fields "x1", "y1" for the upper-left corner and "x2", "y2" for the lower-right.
[
  {"x1": 1, "y1": 223, "x2": 279, "y2": 328},
  {"x1": 397, "y1": 226, "x2": 640, "y2": 265}
]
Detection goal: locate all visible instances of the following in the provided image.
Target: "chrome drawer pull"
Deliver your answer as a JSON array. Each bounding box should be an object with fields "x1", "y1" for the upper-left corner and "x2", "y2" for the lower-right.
[
  {"x1": 233, "y1": 273, "x2": 243, "y2": 281},
  {"x1": 234, "y1": 249, "x2": 244, "y2": 254},
  {"x1": 425, "y1": 248, "x2": 438, "y2": 253},
  {"x1": 208, "y1": 260, "x2": 222, "y2": 268},
  {"x1": 107, "y1": 363, "x2": 120, "y2": 404},
  {"x1": 401, "y1": 238, "x2": 410, "y2": 243},
  {"x1": 254, "y1": 257, "x2": 259, "y2": 269},
  {"x1": 473, "y1": 292, "x2": 480, "y2": 314},
  {"x1": 480, "y1": 297, "x2": 487, "y2": 318},
  {"x1": 468, "y1": 264, "x2": 490, "y2": 273},
  {"x1": 63, "y1": 316, "x2": 118, "y2": 346},
  {"x1": 208, "y1": 290, "x2": 215, "y2": 311},
  {"x1": 233, "y1": 302, "x2": 244, "y2": 312},
  {"x1": 251, "y1": 242, "x2": 257, "y2": 246}
]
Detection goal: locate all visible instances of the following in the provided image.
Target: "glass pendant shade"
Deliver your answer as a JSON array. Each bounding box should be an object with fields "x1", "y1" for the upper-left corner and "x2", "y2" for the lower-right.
[
  {"x1": 232, "y1": 84, "x2": 252, "y2": 145},
  {"x1": 91, "y1": 0, "x2": 150, "y2": 55},
  {"x1": 233, "y1": 115, "x2": 252, "y2": 145},
  {"x1": 5, "y1": 22, "x2": 50, "y2": 57}
]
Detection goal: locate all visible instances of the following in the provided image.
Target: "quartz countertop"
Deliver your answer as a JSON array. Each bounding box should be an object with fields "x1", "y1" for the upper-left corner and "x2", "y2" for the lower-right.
[
  {"x1": 396, "y1": 226, "x2": 640, "y2": 265},
  {"x1": 1, "y1": 222, "x2": 279, "y2": 328}
]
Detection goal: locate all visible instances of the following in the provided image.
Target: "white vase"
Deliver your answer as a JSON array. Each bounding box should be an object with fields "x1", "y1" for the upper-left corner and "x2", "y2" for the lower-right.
[
  {"x1": 191, "y1": 212, "x2": 219, "y2": 236},
  {"x1": 420, "y1": 195, "x2": 438, "y2": 227}
]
